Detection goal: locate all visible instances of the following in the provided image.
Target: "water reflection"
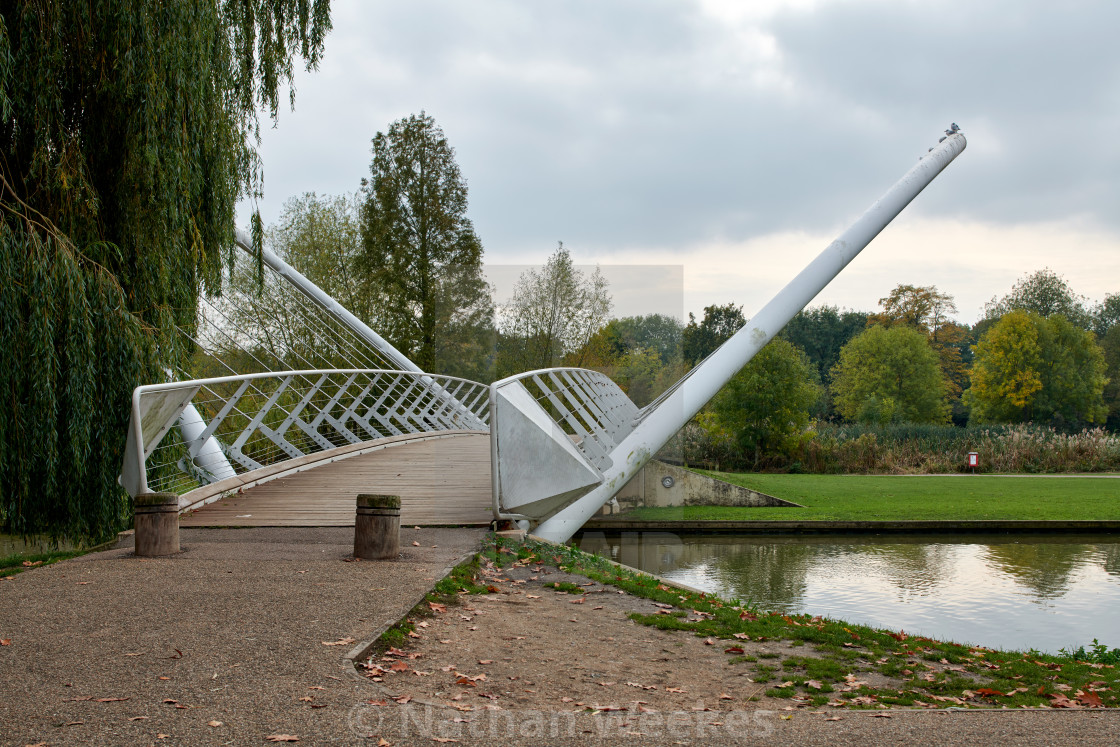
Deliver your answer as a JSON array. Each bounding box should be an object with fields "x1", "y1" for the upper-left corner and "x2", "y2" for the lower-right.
[{"x1": 576, "y1": 532, "x2": 1120, "y2": 653}]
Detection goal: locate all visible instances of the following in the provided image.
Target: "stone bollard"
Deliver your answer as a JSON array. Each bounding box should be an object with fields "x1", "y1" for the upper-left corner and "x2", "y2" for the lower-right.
[
  {"x1": 354, "y1": 494, "x2": 401, "y2": 560},
  {"x1": 134, "y1": 492, "x2": 180, "y2": 556}
]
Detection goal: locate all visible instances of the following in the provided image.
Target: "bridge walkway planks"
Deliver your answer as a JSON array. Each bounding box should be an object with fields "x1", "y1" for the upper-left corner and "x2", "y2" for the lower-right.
[{"x1": 178, "y1": 432, "x2": 492, "y2": 527}]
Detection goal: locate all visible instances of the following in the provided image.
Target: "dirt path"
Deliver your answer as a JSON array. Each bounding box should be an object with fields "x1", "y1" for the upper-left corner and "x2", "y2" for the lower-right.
[{"x1": 351, "y1": 558, "x2": 1120, "y2": 745}]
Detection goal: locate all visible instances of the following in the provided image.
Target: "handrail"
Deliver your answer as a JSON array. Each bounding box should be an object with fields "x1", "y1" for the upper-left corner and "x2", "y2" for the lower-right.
[{"x1": 120, "y1": 368, "x2": 490, "y2": 499}]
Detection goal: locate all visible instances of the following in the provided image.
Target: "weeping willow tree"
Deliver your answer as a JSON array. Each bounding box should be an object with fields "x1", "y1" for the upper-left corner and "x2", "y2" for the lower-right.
[{"x1": 0, "y1": 1, "x2": 331, "y2": 540}]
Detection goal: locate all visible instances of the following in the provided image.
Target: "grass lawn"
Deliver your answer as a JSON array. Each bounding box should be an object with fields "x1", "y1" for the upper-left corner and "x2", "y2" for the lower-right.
[{"x1": 620, "y1": 472, "x2": 1120, "y2": 521}]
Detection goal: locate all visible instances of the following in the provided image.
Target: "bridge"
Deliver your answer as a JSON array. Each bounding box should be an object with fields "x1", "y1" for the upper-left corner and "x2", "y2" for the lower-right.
[{"x1": 120, "y1": 130, "x2": 967, "y2": 543}]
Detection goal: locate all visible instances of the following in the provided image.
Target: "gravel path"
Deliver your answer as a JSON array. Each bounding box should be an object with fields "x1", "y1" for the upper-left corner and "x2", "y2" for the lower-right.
[
  {"x1": 0, "y1": 527, "x2": 483, "y2": 746},
  {"x1": 1, "y1": 527, "x2": 1116, "y2": 746}
]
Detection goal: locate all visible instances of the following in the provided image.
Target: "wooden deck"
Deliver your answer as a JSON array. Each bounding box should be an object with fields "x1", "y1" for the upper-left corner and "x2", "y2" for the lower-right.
[{"x1": 179, "y1": 432, "x2": 493, "y2": 527}]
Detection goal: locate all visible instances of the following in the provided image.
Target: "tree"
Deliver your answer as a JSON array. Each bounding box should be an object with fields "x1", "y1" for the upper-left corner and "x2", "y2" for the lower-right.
[
  {"x1": 779, "y1": 306, "x2": 868, "y2": 381},
  {"x1": 709, "y1": 339, "x2": 822, "y2": 468},
  {"x1": 581, "y1": 314, "x2": 684, "y2": 367},
  {"x1": 1099, "y1": 325, "x2": 1120, "y2": 431},
  {"x1": 269, "y1": 192, "x2": 377, "y2": 327},
  {"x1": 966, "y1": 311, "x2": 1107, "y2": 427},
  {"x1": 358, "y1": 112, "x2": 493, "y2": 373},
  {"x1": 868, "y1": 284, "x2": 969, "y2": 401},
  {"x1": 572, "y1": 315, "x2": 687, "y2": 407},
  {"x1": 984, "y1": 268, "x2": 1090, "y2": 328},
  {"x1": 830, "y1": 326, "x2": 949, "y2": 424},
  {"x1": 1092, "y1": 293, "x2": 1120, "y2": 337},
  {"x1": 682, "y1": 303, "x2": 746, "y2": 366},
  {"x1": 0, "y1": 1, "x2": 330, "y2": 539},
  {"x1": 497, "y1": 242, "x2": 611, "y2": 375}
]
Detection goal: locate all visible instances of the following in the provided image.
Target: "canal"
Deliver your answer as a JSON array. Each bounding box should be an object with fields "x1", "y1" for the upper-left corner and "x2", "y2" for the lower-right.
[{"x1": 576, "y1": 531, "x2": 1120, "y2": 654}]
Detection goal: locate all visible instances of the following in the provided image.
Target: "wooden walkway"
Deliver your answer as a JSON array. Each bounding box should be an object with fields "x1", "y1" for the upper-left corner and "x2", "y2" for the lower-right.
[{"x1": 179, "y1": 432, "x2": 493, "y2": 527}]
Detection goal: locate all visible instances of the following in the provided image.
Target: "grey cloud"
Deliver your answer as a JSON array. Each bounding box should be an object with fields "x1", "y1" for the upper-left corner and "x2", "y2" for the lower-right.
[{"x1": 250, "y1": 0, "x2": 1120, "y2": 261}]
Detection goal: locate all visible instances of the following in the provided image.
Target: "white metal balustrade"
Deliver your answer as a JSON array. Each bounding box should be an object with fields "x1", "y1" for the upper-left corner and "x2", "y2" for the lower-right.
[
  {"x1": 488, "y1": 367, "x2": 640, "y2": 520},
  {"x1": 120, "y1": 369, "x2": 490, "y2": 508}
]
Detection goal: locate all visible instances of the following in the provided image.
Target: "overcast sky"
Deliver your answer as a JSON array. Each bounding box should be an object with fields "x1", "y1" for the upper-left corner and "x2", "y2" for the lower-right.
[{"x1": 239, "y1": 0, "x2": 1120, "y2": 324}]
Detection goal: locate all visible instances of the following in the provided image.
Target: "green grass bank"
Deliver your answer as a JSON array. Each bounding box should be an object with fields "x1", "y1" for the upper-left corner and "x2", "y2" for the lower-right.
[{"x1": 620, "y1": 473, "x2": 1120, "y2": 522}]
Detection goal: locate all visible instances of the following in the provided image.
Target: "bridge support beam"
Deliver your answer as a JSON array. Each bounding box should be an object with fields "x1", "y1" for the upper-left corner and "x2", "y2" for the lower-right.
[{"x1": 533, "y1": 131, "x2": 968, "y2": 543}]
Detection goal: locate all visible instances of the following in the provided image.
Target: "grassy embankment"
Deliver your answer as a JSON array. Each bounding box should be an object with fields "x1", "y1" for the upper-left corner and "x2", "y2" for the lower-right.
[
  {"x1": 620, "y1": 473, "x2": 1120, "y2": 522},
  {"x1": 0, "y1": 549, "x2": 88, "y2": 578},
  {"x1": 367, "y1": 536, "x2": 1119, "y2": 710}
]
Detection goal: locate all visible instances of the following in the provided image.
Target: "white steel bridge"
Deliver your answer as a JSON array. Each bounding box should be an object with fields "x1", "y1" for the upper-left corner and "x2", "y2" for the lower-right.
[{"x1": 120, "y1": 130, "x2": 967, "y2": 543}]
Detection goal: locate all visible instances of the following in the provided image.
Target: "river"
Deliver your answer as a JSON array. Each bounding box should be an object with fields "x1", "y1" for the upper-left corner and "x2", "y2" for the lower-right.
[{"x1": 575, "y1": 531, "x2": 1120, "y2": 654}]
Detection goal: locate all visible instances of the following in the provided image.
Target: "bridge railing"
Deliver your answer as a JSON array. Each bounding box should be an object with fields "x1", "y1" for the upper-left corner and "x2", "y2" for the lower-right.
[
  {"x1": 120, "y1": 369, "x2": 491, "y2": 502},
  {"x1": 489, "y1": 367, "x2": 639, "y2": 517}
]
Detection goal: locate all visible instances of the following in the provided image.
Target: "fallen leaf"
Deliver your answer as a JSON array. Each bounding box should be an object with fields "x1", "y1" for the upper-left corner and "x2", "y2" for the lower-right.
[
  {"x1": 807, "y1": 680, "x2": 823, "y2": 690},
  {"x1": 431, "y1": 738, "x2": 459, "y2": 743},
  {"x1": 869, "y1": 713, "x2": 892, "y2": 718},
  {"x1": 1, "y1": 639, "x2": 13, "y2": 645},
  {"x1": 724, "y1": 646, "x2": 745, "y2": 654},
  {"x1": 412, "y1": 541, "x2": 421, "y2": 547},
  {"x1": 704, "y1": 638, "x2": 715, "y2": 646},
  {"x1": 299, "y1": 696, "x2": 313, "y2": 702},
  {"x1": 265, "y1": 736, "x2": 300, "y2": 743},
  {"x1": 975, "y1": 688, "x2": 1005, "y2": 697},
  {"x1": 94, "y1": 697, "x2": 130, "y2": 703},
  {"x1": 407, "y1": 631, "x2": 421, "y2": 639},
  {"x1": 825, "y1": 716, "x2": 843, "y2": 721},
  {"x1": 733, "y1": 633, "x2": 749, "y2": 640},
  {"x1": 376, "y1": 739, "x2": 391, "y2": 746},
  {"x1": 665, "y1": 687, "x2": 685, "y2": 693},
  {"x1": 570, "y1": 597, "x2": 585, "y2": 605},
  {"x1": 322, "y1": 637, "x2": 356, "y2": 647},
  {"x1": 208, "y1": 720, "x2": 223, "y2": 727},
  {"x1": 129, "y1": 715, "x2": 149, "y2": 721},
  {"x1": 719, "y1": 693, "x2": 733, "y2": 700},
  {"x1": 1048, "y1": 693, "x2": 1081, "y2": 709},
  {"x1": 1077, "y1": 692, "x2": 1104, "y2": 708},
  {"x1": 389, "y1": 661, "x2": 409, "y2": 673}
]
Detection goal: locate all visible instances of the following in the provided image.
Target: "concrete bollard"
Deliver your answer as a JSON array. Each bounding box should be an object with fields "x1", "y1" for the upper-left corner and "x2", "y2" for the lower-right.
[
  {"x1": 134, "y1": 492, "x2": 180, "y2": 556},
  {"x1": 354, "y1": 494, "x2": 401, "y2": 560}
]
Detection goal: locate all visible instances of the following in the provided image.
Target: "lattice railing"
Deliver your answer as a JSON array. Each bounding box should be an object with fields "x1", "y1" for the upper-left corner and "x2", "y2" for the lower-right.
[
  {"x1": 120, "y1": 369, "x2": 490, "y2": 499},
  {"x1": 491, "y1": 368, "x2": 638, "y2": 473}
]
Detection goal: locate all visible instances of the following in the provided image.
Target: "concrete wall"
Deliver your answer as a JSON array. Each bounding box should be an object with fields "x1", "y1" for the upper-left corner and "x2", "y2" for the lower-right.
[{"x1": 606, "y1": 461, "x2": 801, "y2": 513}]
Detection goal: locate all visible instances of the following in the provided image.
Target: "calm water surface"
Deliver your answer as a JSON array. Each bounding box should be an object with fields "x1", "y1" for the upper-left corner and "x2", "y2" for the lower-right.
[{"x1": 576, "y1": 532, "x2": 1120, "y2": 654}]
